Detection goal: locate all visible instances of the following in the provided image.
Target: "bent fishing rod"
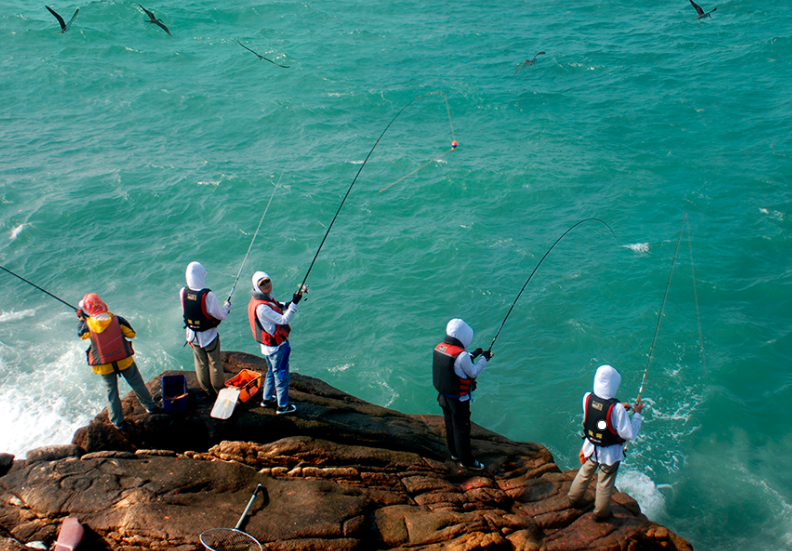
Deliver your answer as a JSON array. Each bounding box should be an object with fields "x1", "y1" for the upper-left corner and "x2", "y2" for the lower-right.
[
  {"x1": 1, "y1": 264, "x2": 78, "y2": 311},
  {"x1": 299, "y1": 92, "x2": 453, "y2": 292},
  {"x1": 486, "y1": 218, "x2": 617, "y2": 354},
  {"x1": 637, "y1": 212, "x2": 688, "y2": 400},
  {"x1": 226, "y1": 177, "x2": 282, "y2": 303}
]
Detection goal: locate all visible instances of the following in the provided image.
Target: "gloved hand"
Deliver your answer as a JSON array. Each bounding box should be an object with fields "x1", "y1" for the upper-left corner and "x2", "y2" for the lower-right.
[
  {"x1": 471, "y1": 347, "x2": 484, "y2": 358},
  {"x1": 292, "y1": 291, "x2": 303, "y2": 305},
  {"x1": 482, "y1": 350, "x2": 493, "y2": 361},
  {"x1": 76, "y1": 309, "x2": 88, "y2": 320}
]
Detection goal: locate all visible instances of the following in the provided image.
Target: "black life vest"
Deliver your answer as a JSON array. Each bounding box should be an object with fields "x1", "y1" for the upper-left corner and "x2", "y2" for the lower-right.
[
  {"x1": 86, "y1": 316, "x2": 134, "y2": 366},
  {"x1": 433, "y1": 337, "x2": 473, "y2": 398},
  {"x1": 583, "y1": 393, "x2": 625, "y2": 446},
  {"x1": 182, "y1": 288, "x2": 221, "y2": 332},
  {"x1": 248, "y1": 296, "x2": 291, "y2": 347}
]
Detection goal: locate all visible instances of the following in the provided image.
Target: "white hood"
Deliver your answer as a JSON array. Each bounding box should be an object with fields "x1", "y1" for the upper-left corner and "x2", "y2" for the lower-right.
[
  {"x1": 251, "y1": 271, "x2": 271, "y2": 293},
  {"x1": 445, "y1": 318, "x2": 473, "y2": 349},
  {"x1": 593, "y1": 364, "x2": 621, "y2": 399},
  {"x1": 185, "y1": 261, "x2": 207, "y2": 291}
]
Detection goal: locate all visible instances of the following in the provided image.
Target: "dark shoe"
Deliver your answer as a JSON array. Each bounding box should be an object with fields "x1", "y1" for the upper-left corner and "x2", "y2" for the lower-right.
[
  {"x1": 460, "y1": 460, "x2": 485, "y2": 471},
  {"x1": 146, "y1": 405, "x2": 162, "y2": 414},
  {"x1": 593, "y1": 512, "x2": 613, "y2": 523},
  {"x1": 261, "y1": 399, "x2": 276, "y2": 409},
  {"x1": 450, "y1": 454, "x2": 459, "y2": 461},
  {"x1": 568, "y1": 497, "x2": 587, "y2": 509},
  {"x1": 276, "y1": 404, "x2": 297, "y2": 415}
]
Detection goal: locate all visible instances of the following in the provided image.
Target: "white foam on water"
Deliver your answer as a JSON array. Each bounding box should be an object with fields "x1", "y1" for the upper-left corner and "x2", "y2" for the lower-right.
[
  {"x1": 0, "y1": 386, "x2": 95, "y2": 458},
  {"x1": 759, "y1": 207, "x2": 785, "y2": 220},
  {"x1": 0, "y1": 309, "x2": 35, "y2": 323},
  {"x1": 327, "y1": 362, "x2": 352, "y2": 373},
  {"x1": 617, "y1": 469, "x2": 667, "y2": 520},
  {"x1": 624, "y1": 242, "x2": 649, "y2": 253},
  {"x1": 9, "y1": 224, "x2": 28, "y2": 240},
  {"x1": 0, "y1": 322, "x2": 105, "y2": 457}
]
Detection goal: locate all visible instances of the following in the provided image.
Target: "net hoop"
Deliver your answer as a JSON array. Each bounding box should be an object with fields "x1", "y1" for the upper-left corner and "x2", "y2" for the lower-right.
[{"x1": 199, "y1": 528, "x2": 262, "y2": 551}]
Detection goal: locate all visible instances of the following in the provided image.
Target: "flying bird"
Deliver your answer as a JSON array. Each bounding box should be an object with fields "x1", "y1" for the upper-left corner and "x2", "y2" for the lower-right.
[
  {"x1": 45, "y1": 5, "x2": 79, "y2": 32},
  {"x1": 515, "y1": 52, "x2": 546, "y2": 75},
  {"x1": 689, "y1": 0, "x2": 716, "y2": 19},
  {"x1": 139, "y1": 4, "x2": 172, "y2": 36},
  {"x1": 237, "y1": 40, "x2": 290, "y2": 68}
]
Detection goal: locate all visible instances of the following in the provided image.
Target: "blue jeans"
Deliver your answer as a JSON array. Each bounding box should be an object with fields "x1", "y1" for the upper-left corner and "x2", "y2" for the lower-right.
[
  {"x1": 100, "y1": 361, "x2": 155, "y2": 427},
  {"x1": 262, "y1": 341, "x2": 291, "y2": 408}
]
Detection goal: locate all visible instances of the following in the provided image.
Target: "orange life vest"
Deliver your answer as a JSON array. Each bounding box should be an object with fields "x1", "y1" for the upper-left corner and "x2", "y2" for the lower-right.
[
  {"x1": 248, "y1": 296, "x2": 291, "y2": 347},
  {"x1": 86, "y1": 316, "x2": 134, "y2": 366}
]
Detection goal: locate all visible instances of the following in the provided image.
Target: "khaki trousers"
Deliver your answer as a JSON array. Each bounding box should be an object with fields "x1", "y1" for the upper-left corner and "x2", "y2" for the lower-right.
[
  {"x1": 568, "y1": 456, "x2": 620, "y2": 518},
  {"x1": 191, "y1": 335, "x2": 225, "y2": 394}
]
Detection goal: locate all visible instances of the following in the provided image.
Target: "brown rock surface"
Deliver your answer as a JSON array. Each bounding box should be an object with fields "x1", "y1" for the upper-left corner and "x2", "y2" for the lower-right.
[{"x1": 0, "y1": 351, "x2": 693, "y2": 550}]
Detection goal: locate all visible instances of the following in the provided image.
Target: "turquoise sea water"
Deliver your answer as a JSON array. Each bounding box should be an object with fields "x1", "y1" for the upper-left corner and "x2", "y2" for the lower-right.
[{"x1": 1, "y1": 0, "x2": 791, "y2": 548}]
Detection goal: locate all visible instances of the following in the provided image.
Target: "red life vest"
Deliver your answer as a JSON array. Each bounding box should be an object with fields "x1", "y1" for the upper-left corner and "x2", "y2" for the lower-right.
[
  {"x1": 87, "y1": 316, "x2": 134, "y2": 366},
  {"x1": 248, "y1": 297, "x2": 291, "y2": 347},
  {"x1": 432, "y1": 340, "x2": 474, "y2": 398},
  {"x1": 583, "y1": 393, "x2": 625, "y2": 446},
  {"x1": 182, "y1": 288, "x2": 221, "y2": 332}
]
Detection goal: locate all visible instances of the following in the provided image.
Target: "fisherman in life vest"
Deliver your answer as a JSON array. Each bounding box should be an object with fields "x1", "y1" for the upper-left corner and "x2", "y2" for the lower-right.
[
  {"x1": 248, "y1": 271, "x2": 306, "y2": 415},
  {"x1": 568, "y1": 364, "x2": 644, "y2": 522},
  {"x1": 180, "y1": 261, "x2": 231, "y2": 396},
  {"x1": 77, "y1": 293, "x2": 158, "y2": 430},
  {"x1": 433, "y1": 318, "x2": 493, "y2": 471}
]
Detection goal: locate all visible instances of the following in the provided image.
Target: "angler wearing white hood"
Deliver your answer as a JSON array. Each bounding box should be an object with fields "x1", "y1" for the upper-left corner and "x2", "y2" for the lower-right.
[
  {"x1": 568, "y1": 364, "x2": 644, "y2": 522},
  {"x1": 180, "y1": 261, "x2": 231, "y2": 395},
  {"x1": 433, "y1": 318, "x2": 493, "y2": 471},
  {"x1": 247, "y1": 270, "x2": 305, "y2": 415}
]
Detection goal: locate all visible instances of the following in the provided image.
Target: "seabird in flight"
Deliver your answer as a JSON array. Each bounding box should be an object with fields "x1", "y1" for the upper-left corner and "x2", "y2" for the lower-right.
[
  {"x1": 46, "y1": 5, "x2": 79, "y2": 32},
  {"x1": 237, "y1": 40, "x2": 290, "y2": 68},
  {"x1": 515, "y1": 52, "x2": 546, "y2": 75},
  {"x1": 689, "y1": 0, "x2": 716, "y2": 19},
  {"x1": 139, "y1": 5, "x2": 172, "y2": 36}
]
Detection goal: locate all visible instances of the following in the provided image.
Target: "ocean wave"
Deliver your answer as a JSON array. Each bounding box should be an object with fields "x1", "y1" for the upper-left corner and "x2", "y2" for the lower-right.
[
  {"x1": 9, "y1": 223, "x2": 29, "y2": 240},
  {"x1": 624, "y1": 242, "x2": 650, "y2": 253},
  {"x1": 617, "y1": 469, "x2": 667, "y2": 520},
  {"x1": 0, "y1": 309, "x2": 35, "y2": 323}
]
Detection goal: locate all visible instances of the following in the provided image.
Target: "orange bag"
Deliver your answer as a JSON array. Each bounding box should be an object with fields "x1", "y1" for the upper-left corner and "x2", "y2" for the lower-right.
[{"x1": 225, "y1": 369, "x2": 262, "y2": 403}]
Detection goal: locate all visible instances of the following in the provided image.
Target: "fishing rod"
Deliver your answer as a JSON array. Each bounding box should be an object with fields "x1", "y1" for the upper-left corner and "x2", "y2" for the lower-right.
[
  {"x1": 227, "y1": 176, "x2": 282, "y2": 303},
  {"x1": 299, "y1": 92, "x2": 454, "y2": 290},
  {"x1": 487, "y1": 218, "x2": 616, "y2": 353},
  {"x1": 1, "y1": 264, "x2": 79, "y2": 311},
  {"x1": 637, "y1": 213, "x2": 688, "y2": 399}
]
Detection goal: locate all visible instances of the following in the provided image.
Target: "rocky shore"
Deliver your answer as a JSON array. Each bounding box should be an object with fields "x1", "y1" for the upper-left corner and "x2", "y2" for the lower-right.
[{"x1": 0, "y1": 351, "x2": 693, "y2": 551}]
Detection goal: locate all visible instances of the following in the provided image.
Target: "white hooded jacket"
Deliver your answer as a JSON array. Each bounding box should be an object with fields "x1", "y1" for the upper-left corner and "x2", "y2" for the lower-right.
[
  {"x1": 445, "y1": 318, "x2": 487, "y2": 402},
  {"x1": 180, "y1": 261, "x2": 230, "y2": 347},
  {"x1": 251, "y1": 271, "x2": 297, "y2": 355},
  {"x1": 580, "y1": 364, "x2": 642, "y2": 466}
]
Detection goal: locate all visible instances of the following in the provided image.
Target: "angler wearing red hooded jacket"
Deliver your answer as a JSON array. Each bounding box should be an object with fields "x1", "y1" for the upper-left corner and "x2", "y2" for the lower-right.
[{"x1": 77, "y1": 293, "x2": 157, "y2": 430}]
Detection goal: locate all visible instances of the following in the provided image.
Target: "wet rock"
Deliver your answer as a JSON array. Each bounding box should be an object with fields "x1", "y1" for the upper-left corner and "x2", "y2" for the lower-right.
[{"x1": 0, "y1": 351, "x2": 693, "y2": 551}]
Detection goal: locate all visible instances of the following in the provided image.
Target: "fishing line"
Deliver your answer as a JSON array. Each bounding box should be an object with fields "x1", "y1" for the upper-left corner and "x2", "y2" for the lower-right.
[
  {"x1": 686, "y1": 220, "x2": 707, "y2": 371},
  {"x1": 1, "y1": 264, "x2": 78, "y2": 311},
  {"x1": 227, "y1": 175, "x2": 282, "y2": 303},
  {"x1": 379, "y1": 91, "x2": 457, "y2": 193},
  {"x1": 378, "y1": 148, "x2": 455, "y2": 193},
  {"x1": 487, "y1": 218, "x2": 616, "y2": 353},
  {"x1": 637, "y1": 213, "x2": 687, "y2": 399},
  {"x1": 300, "y1": 92, "x2": 454, "y2": 290}
]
